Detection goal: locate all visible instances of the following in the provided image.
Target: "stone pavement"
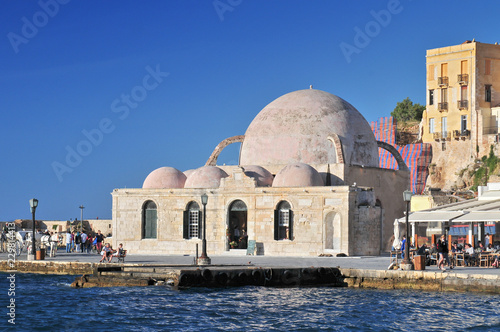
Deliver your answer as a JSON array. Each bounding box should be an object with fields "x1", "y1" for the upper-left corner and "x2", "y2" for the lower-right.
[{"x1": 3, "y1": 251, "x2": 500, "y2": 276}]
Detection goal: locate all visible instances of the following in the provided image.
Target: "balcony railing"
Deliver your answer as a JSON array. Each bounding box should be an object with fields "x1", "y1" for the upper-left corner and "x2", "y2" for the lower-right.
[
  {"x1": 458, "y1": 74, "x2": 469, "y2": 84},
  {"x1": 433, "y1": 131, "x2": 451, "y2": 141},
  {"x1": 438, "y1": 102, "x2": 448, "y2": 111},
  {"x1": 453, "y1": 129, "x2": 470, "y2": 140},
  {"x1": 438, "y1": 76, "x2": 449, "y2": 86},
  {"x1": 483, "y1": 126, "x2": 499, "y2": 135},
  {"x1": 458, "y1": 100, "x2": 468, "y2": 109}
]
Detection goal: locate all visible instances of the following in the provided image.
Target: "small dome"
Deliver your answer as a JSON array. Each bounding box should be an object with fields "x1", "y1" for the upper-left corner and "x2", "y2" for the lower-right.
[
  {"x1": 184, "y1": 166, "x2": 229, "y2": 188},
  {"x1": 143, "y1": 167, "x2": 187, "y2": 189},
  {"x1": 242, "y1": 165, "x2": 274, "y2": 187},
  {"x1": 272, "y1": 163, "x2": 324, "y2": 187}
]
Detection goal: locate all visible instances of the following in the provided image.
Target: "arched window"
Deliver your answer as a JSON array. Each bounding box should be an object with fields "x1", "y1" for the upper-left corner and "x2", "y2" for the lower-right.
[
  {"x1": 142, "y1": 200, "x2": 157, "y2": 239},
  {"x1": 274, "y1": 201, "x2": 293, "y2": 241},
  {"x1": 183, "y1": 201, "x2": 201, "y2": 239}
]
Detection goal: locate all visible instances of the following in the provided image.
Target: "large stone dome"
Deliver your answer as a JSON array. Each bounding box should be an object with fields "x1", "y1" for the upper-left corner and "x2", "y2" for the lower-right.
[{"x1": 239, "y1": 89, "x2": 379, "y2": 167}]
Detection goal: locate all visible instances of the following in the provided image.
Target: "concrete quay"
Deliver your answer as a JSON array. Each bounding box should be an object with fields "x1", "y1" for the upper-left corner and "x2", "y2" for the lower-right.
[{"x1": 1, "y1": 252, "x2": 499, "y2": 293}]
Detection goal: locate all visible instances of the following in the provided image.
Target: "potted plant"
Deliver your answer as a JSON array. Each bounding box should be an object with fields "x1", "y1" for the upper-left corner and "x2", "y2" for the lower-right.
[{"x1": 229, "y1": 241, "x2": 238, "y2": 249}]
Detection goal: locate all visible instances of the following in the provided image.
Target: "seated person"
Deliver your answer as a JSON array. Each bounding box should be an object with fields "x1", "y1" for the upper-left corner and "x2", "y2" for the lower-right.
[
  {"x1": 451, "y1": 242, "x2": 460, "y2": 253},
  {"x1": 99, "y1": 243, "x2": 113, "y2": 263},
  {"x1": 464, "y1": 243, "x2": 476, "y2": 266},
  {"x1": 492, "y1": 255, "x2": 499, "y2": 268},
  {"x1": 477, "y1": 241, "x2": 486, "y2": 252},
  {"x1": 111, "y1": 243, "x2": 125, "y2": 261},
  {"x1": 416, "y1": 244, "x2": 427, "y2": 255}
]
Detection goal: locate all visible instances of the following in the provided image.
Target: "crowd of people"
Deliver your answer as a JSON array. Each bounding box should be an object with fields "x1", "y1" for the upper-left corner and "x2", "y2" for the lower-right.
[
  {"x1": 64, "y1": 229, "x2": 106, "y2": 254},
  {"x1": 400, "y1": 234, "x2": 500, "y2": 270}
]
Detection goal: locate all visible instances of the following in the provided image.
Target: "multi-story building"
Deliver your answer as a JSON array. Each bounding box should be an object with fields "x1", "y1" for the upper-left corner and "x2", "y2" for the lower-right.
[
  {"x1": 422, "y1": 40, "x2": 500, "y2": 149},
  {"x1": 421, "y1": 41, "x2": 500, "y2": 189}
]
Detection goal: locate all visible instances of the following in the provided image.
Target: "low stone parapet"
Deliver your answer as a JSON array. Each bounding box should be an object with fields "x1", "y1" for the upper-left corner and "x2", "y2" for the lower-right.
[
  {"x1": 0, "y1": 260, "x2": 93, "y2": 275},
  {"x1": 340, "y1": 268, "x2": 500, "y2": 294}
]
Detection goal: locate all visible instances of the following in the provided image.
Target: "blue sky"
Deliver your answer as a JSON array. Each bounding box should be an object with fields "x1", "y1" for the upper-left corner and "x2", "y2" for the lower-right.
[{"x1": 1, "y1": 0, "x2": 499, "y2": 221}]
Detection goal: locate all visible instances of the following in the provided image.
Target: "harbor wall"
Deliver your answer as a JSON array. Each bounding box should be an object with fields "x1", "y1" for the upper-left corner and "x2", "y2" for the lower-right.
[{"x1": 1, "y1": 260, "x2": 499, "y2": 293}]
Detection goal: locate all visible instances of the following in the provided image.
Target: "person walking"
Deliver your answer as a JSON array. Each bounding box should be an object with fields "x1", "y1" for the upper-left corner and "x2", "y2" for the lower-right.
[
  {"x1": 65, "y1": 230, "x2": 72, "y2": 253},
  {"x1": 75, "y1": 231, "x2": 81, "y2": 253},
  {"x1": 437, "y1": 234, "x2": 452, "y2": 272},
  {"x1": 400, "y1": 236, "x2": 407, "y2": 260},
  {"x1": 80, "y1": 231, "x2": 88, "y2": 253},
  {"x1": 50, "y1": 231, "x2": 58, "y2": 257},
  {"x1": 95, "y1": 230, "x2": 104, "y2": 253},
  {"x1": 70, "y1": 231, "x2": 75, "y2": 252}
]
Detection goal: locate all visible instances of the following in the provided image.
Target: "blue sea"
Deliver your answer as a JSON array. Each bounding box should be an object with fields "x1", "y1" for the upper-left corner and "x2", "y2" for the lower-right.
[{"x1": 1, "y1": 273, "x2": 499, "y2": 331}]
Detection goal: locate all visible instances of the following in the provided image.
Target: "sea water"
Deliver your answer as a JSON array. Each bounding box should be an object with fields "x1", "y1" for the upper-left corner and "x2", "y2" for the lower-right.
[{"x1": 1, "y1": 273, "x2": 499, "y2": 331}]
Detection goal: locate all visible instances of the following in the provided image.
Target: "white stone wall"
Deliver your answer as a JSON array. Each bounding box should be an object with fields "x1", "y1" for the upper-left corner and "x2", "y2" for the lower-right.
[{"x1": 112, "y1": 167, "x2": 387, "y2": 256}]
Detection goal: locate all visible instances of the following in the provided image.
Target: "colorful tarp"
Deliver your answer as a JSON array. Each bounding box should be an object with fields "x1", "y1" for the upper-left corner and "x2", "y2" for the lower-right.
[{"x1": 370, "y1": 117, "x2": 432, "y2": 194}]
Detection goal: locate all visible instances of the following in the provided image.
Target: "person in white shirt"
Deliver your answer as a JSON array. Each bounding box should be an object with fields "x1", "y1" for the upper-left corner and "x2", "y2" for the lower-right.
[
  {"x1": 65, "y1": 231, "x2": 72, "y2": 253},
  {"x1": 50, "y1": 232, "x2": 58, "y2": 257},
  {"x1": 464, "y1": 243, "x2": 476, "y2": 266},
  {"x1": 80, "y1": 231, "x2": 88, "y2": 253}
]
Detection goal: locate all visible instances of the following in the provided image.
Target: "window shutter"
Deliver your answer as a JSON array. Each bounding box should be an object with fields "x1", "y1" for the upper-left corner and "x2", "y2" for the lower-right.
[
  {"x1": 151, "y1": 209, "x2": 157, "y2": 239},
  {"x1": 198, "y1": 211, "x2": 202, "y2": 239},
  {"x1": 145, "y1": 210, "x2": 152, "y2": 238},
  {"x1": 274, "y1": 209, "x2": 279, "y2": 240},
  {"x1": 141, "y1": 209, "x2": 145, "y2": 239},
  {"x1": 183, "y1": 210, "x2": 188, "y2": 239},
  {"x1": 289, "y1": 210, "x2": 294, "y2": 241}
]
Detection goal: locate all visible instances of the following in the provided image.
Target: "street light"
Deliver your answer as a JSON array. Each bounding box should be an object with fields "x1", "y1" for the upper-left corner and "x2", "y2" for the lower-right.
[
  {"x1": 402, "y1": 190, "x2": 413, "y2": 268},
  {"x1": 197, "y1": 193, "x2": 211, "y2": 265},
  {"x1": 79, "y1": 205, "x2": 85, "y2": 232},
  {"x1": 29, "y1": 198, "x2": 38, "y2": 260}
]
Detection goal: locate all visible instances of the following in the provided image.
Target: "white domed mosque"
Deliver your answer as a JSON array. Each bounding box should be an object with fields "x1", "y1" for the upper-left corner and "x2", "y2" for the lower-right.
[{"x1": 112, "y1": 88, "x2": 409, "y2": 256}]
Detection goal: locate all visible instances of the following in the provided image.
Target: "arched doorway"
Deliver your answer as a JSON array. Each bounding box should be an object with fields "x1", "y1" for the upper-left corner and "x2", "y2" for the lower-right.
[
  {"x1": 228, "y1": 200, "x2": 247, "y2": 249},
  {"x1": 324, "y1": 212, "x2": 341, "y2": 251}
]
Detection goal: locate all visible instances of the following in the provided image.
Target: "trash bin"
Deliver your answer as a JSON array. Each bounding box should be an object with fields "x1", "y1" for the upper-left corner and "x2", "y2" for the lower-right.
[
  {"x1": 36, "y1": 248, "x2": 45, "y2": 260},
  {"x1": 413, "y1": 255, "x2": 425, "y2": 270}
]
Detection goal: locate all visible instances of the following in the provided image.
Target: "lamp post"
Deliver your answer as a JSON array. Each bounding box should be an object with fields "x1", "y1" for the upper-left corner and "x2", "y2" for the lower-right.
[
  {"x1": 29, "y1": 198, "x2": 38, "y2": 261},
  {"x1": 197, "y1": 193, "x2": 211, "y2": 265},
  {"x1": 402, "y1": 190, "x2": 413, "y2": 269},
  {"x1": 79, "y1": 205, "x2": 85, "y2": 233}
]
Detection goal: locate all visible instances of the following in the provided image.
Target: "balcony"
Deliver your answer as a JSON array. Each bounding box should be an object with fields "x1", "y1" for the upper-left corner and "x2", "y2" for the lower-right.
[
  {"x1": 433, "y1": 131, "x2": 451, "y2": 141},
  {"x1": 453, "y1": 129, "x2": 470, "y2": 140},
  {"x1": 438, "y1": 76, "x2": 449, "y2": 86},
  {"x1": 458, "y1": 100, "x2": 468, "y2": 109},
  {"x1": 457, "y1": 74, "x2": 468, "y2": 85},
  {"x1": 438, "y1": 102, "x2": 448, "y2": 111},
  {"x1": 443, "y1": 131, "x2": 451, "y2": 141},
  {"x1": 484, "y1": 126, "x2": 499, "y2": 135}
]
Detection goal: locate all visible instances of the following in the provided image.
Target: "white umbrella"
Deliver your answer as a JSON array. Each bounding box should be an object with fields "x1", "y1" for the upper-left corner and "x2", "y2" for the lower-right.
[{"x1": 392, "y1": 219, "x2": 402, "y2": 250}]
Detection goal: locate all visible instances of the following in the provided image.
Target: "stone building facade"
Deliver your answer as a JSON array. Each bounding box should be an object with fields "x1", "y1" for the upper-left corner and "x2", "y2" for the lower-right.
[
  {"x1": 112, "y1": 89, "x2": 409, "y2": 256},
  {"x1": 422, "y1": 41, "x2": 500, "y2": 189}
]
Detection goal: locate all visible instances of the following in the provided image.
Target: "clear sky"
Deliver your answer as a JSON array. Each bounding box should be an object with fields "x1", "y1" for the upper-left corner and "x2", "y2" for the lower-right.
[{"x1": 1, "y1": 0, "x2": 499, "y2": 221}]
